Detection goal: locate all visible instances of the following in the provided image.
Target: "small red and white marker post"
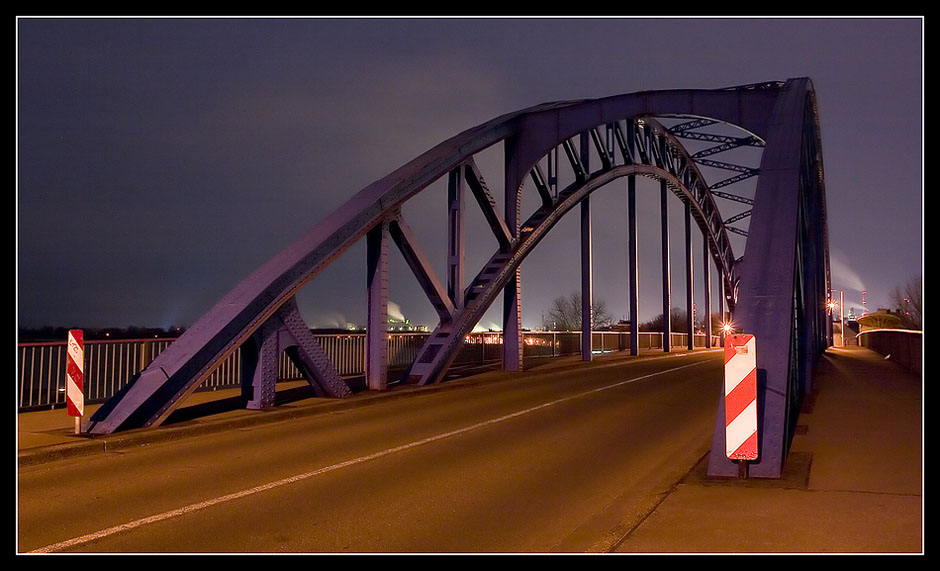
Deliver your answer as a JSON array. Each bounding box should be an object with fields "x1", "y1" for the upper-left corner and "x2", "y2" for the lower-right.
[
  {"x1": 724, "y1": 334, "x2": 757, "y2": 478},
  {"x1": 66, "y1": 329, "x2": 84, "y2": 434}
]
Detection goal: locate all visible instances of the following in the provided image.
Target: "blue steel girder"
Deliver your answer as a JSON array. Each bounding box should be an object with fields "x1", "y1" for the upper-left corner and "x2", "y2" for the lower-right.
[
  {"x1": 84, "y1": 79, "x2": 824, "y2": 438},
  {"x1": 707, "y1": 77, "x2": 829, "y2": 479},
  {"x1": 711, "y1": 170, "x2": 760, "y2": 190},
  {"x1": 404, "y1": 162, "x2": 725, "y2": 386},
  {"x1": 405, "y1": 110, "x2": 748, "y2": 385},
  {"x1": 678, "y1": 132, "x2": 764, "y2": 159},
  {"x1": 462, "y1": 159, "x2": 514, "y2": 250},
  {"x1": 724, "y1": 210, "x2": 753, "y2": 226},
  {"x1": 387, "y1": 213, "x2": 456, "y2": 323},
  {"x1": 667, "y1": 117, "x2": 719, "y2": 133},
  {"x1": 240, "y1": 296, "x2": 352, "y2": 409},
  {"x1": 664, "y1": 118, "x2": 764, "y2": 200},
  {"x1": 711, "y1": 190, "x2": 754, "y2": 205}
]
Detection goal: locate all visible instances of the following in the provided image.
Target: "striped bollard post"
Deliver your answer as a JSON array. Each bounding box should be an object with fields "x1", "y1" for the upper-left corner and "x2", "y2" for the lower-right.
[
  {"x1": 724, "y1": 334, "x2": 757, "y2": 478},
  {"x1": 66, "y1": 329, "x2": 84, "y2": 434}
]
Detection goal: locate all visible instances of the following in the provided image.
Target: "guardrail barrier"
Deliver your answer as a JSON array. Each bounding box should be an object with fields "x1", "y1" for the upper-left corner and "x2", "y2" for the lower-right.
[{"x1": 18, "y1": 331, "x2": 717, "y2": 412}]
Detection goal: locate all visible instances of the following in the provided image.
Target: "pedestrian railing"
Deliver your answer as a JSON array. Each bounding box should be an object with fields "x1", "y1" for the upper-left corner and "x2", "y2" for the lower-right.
[
  {"x1": 856, "y1": 328, "x2": 923, "y2": 376},
  {"x1": 18, "y1": 331, "x2": 718, "y2": 411}
]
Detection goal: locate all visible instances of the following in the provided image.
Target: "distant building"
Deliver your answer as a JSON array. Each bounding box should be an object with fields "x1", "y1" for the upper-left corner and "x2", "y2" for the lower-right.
[
  {"x1": 386, "y1": 318, "x2": 429, "y2": 332},
  {"x1": 856, "y1": 308, "x2": 905, "y2": 331},
  {"x1": 609, "y1": 320, "x2": 632, "y2": 332}
]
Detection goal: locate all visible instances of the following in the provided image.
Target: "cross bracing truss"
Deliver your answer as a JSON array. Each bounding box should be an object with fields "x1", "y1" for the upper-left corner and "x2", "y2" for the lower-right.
[
  {"x1": 84, "y1": 79, "x2": 831, "y2": 482},
  {"x1": 663, "y1": 116, "x2": 766, "y2": 242}
]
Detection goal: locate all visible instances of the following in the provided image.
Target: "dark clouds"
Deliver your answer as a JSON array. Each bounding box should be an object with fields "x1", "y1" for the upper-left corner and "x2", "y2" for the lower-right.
[{"x1": 17, "y1": 17, "x2": 923, "y2": 330}]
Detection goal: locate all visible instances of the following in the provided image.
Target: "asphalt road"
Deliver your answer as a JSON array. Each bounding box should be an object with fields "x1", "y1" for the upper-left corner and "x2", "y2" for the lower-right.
[{"x1": 18, "y1": 350, "x2": 724, "y2": 554}]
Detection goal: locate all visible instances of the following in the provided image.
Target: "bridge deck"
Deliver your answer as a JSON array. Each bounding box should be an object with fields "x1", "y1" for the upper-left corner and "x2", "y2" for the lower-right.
[{"x1": 18, "y1": 346, "x2": 922, "y2": 553}]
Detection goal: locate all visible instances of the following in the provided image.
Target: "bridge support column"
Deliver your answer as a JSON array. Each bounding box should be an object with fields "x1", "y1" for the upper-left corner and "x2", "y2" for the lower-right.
[
  {"x1": 628, "y1": 175, "x2": 639, "y2": 356},
  {"x1": 581, "y1": 196, "x2": 593, "y2": 361},
  {"x1": 708, "y1": 77, "x2": 825, "y2": 479},
  {"x1": 703, "y1": 238, "x2": 712, "y2": 348},
  {"x1": 661, "y1": 180, "x2": 671, "y2": 352},
  {"x1": 240, "y1": 298, "x2": 351, "y2": 409},
  {"x1": 447, "y1": 168, "x2": 464, "y2": 311},
  {"x1": 367, "y1": 220, "x2": 389, "y2": 390},
  {"x1": 503, "y1": 277, "x2": 523, "y2": 371},
  {"x1": 718, "y1": 270, "x2": 731, "y2": 340},
  {"x1": 241, "y1": 318, "x2": 279, "y2": 410},
  {"x1": 685, "y1": 202, "x2": 695, "y2": 350},
  {"x1": 502, "y1": 140, "x2": 523, "y2": 372},
  {"x1": 581, "y1": 132, "x2": 593, "y2": 361}
]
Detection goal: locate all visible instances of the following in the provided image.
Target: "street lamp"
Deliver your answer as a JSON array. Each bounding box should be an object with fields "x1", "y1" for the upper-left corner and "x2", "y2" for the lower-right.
[
  {"x1": 716, "y1": 321, "x2": 733, "y2": 348},
  {"x1": 828, "y1": 289, "x2": 844, "y2": 347}
]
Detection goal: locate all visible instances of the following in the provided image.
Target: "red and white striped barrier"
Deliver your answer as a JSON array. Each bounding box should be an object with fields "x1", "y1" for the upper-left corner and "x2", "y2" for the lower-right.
[
  {"x1": 66, "y1": 330, "x2": 84, "y2": 431},
  {"x1": 724, "y1": 334, "x2": 757, "y2": 461}
]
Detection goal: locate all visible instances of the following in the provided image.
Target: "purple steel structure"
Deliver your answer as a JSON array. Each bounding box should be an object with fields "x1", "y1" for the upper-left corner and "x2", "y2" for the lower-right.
[
  {"x1": 706, "y1": 77, "x2": 830, "y2": 478},
  {"x1": 83, "y1": 79, "x2": 829, "y2": 480}
]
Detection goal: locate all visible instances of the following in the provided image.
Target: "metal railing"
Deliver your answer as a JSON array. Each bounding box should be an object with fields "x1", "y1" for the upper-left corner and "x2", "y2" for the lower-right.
[
  {"x1": 17, "y1": 331, "x2": 718, "y2": 411},
  {"x1": 856, "y1": 328, "x2": 923, "y2": 376}
]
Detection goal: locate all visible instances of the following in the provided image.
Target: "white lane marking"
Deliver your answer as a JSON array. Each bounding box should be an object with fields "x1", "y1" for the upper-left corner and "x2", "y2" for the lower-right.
[{"x1": 29, "y1": 357, "x2": 713, "y2": 553}]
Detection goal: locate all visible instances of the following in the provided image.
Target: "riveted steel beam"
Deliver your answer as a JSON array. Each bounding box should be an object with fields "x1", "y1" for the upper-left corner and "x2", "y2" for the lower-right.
[
  {"x1": 703, "y1": 237, "x2": 712, "y2": 348},
  {"x1": 707, "y1": 78, "x2": 829, "y2": 479},
  {"x1": 581, "y1": 133, "x2": 592, "y2": 362},
  {"x1": 366, "y1": 220, "x2": 389, "y2": 391},
  {"x1": 685, "y1": 202, "x2": 695, "y2": 350},
  {"x1": 724, "y1": 210, "x2": 753, "y2": 225},
  {"x1": 661, "y1": 180, "x2": 671, "y2": 352},
  {"x1": 697, "y1": 158, "x2": 756, "y2": 174},
  {"x1": 464, "y1": 159, "x2": 514, "y2": 251},
  {"x1": 388, "y1": 214, "x2": 455, "y2": 323},
  {"x1": 668, "y1": 117, "x2": 719, "y2": 133},
  {"x1": 241, "y1": 296, "x2": 351, "y2": 410},
  {"x1": 711, "y1": 170, "x2": 760, "y2": 190},
  {"x1": 711, "y1": 191, "x2": 754, "y2": 205},
  {"x1": 528, "y1": 163, "x2": 555, "y2": 209},
  {"x1": 447, "y1": 168, "x2": 465, "y2": 310},
  {"x1": 277, "y1": 297, "x2": 351, "y2": 398}
]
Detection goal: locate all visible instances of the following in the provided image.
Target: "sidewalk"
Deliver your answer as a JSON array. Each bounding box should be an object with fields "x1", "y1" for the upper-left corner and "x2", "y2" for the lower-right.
[
  {"x1": 611, "y1": 345, "x2": 924, "y2": 554},
  {"x1": 17, "y1": 346, "x2": 924, "y2": 553}
]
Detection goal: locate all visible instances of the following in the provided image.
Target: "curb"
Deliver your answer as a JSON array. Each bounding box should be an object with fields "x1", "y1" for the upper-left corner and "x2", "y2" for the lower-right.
[
  {"x1": 17, "y1": 365, "x2": 535, "y2": 467},
  {"x1": 18, "y1": 349, "x2": 718, "y2": 467}
]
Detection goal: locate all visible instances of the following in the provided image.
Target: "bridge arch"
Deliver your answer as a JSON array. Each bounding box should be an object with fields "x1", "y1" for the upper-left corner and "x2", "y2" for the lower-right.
[
  {"x1": 86, "y1": 78, "x2": 829, "y2": 483},
  {"x1": 403, "y1": 155, "x2": 736, "y2": 387}
]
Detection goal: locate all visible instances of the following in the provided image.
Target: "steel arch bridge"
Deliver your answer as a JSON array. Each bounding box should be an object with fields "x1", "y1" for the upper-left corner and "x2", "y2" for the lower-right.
[{"x1": 84, "y1": 78, "x2": 829, "y2": 479}]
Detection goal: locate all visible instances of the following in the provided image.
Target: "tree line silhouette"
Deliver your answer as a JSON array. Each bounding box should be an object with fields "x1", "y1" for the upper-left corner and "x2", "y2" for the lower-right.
[{"x1": 18, "y1": 325, "x2": 187, "y2": 343}]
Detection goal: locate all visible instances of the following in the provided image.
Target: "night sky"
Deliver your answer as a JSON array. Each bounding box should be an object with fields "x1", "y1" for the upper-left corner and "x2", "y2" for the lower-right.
[{"x1": 17, "y1": 17, "x2": 923, "y2": 333}]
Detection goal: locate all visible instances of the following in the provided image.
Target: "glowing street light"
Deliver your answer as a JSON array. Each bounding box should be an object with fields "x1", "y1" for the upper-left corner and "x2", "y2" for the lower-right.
[{"x1": 829, "y1": 289, "x2": 845, "y2": 347}]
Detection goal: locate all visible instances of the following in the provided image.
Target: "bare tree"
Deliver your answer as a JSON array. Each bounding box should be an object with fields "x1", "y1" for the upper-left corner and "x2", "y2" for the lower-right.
[
  {"x1": 638, "y1": 308, "x2": 700, "y2": 332},
  {"x1": 889, "y1": 276, "x2": 922, "y2": 329},
  {"x1": 542, "y1": 292, "x2": 613, "y2": 331}
]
